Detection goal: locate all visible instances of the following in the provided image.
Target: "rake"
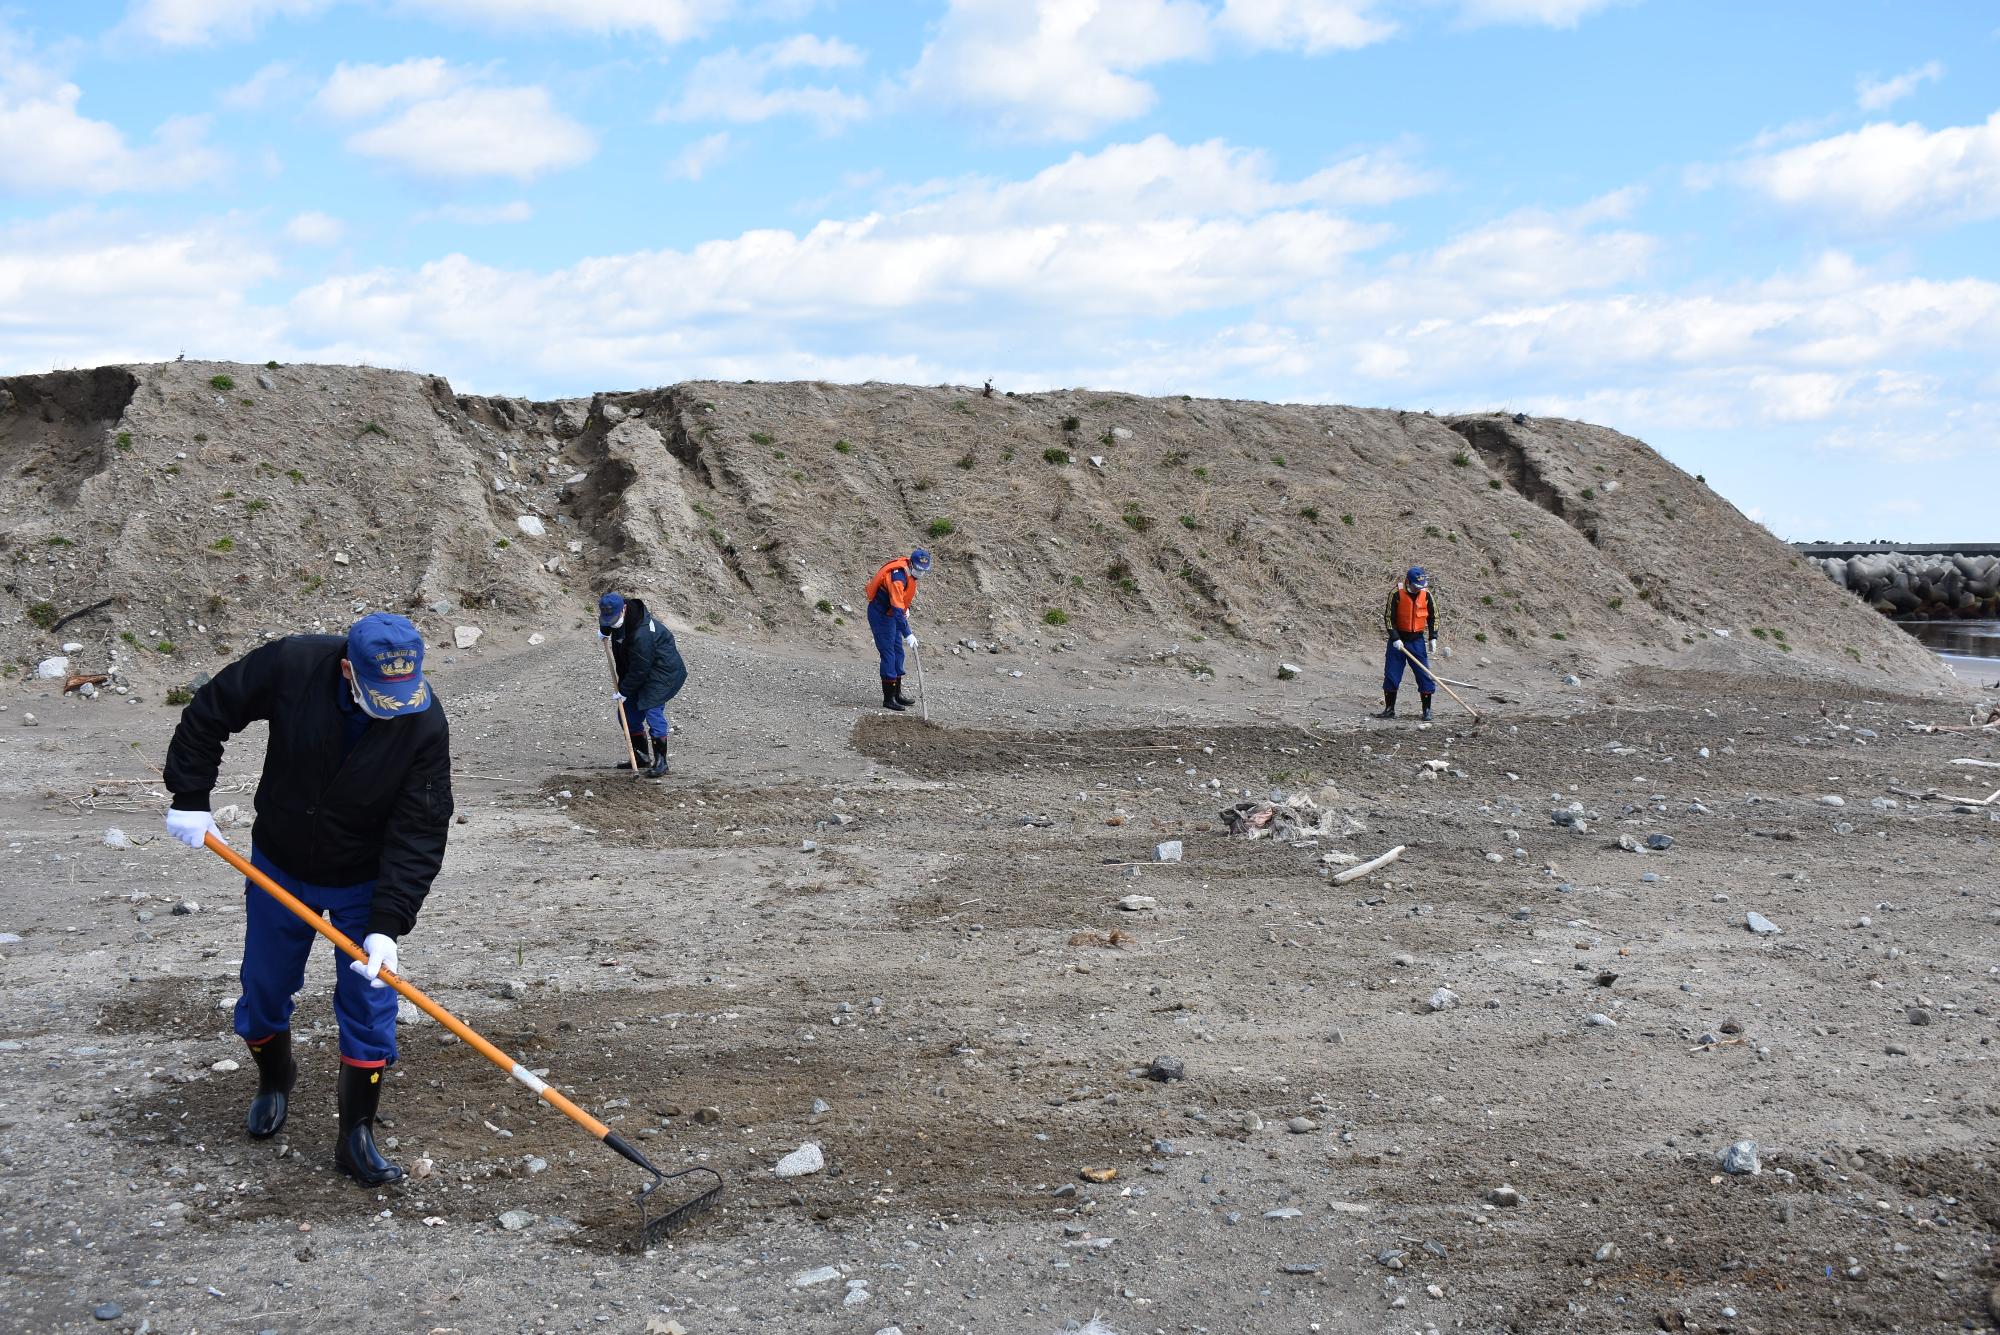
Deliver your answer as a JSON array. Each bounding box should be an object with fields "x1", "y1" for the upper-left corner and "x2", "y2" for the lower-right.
[
  {"x1": 1395, "y1": 639, "x2": 1481, "y2": 722},
  {"x1": 602, "y1": 638, "x2": 640, "y2": 774},
  {"x1": 205, "y1": 835, "x2": 722, "y2": 1247}
]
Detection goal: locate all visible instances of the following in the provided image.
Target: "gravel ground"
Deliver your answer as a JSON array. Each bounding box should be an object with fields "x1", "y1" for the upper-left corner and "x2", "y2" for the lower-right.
[{"x1": 2, "y1": 626, "x2": 1996, "y2": 1335}]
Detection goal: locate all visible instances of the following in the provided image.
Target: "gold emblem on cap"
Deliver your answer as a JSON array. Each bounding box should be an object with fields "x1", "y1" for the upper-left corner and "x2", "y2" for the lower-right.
[{"x1": 375, "y1": 654, "x2": 418, "y2": 677}]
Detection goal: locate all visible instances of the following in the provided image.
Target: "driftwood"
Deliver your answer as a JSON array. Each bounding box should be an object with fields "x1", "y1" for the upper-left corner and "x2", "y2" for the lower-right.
[
  {"x1": 49, "y1": 597, "x2": 117, "y2": 632},
  {"x1": 1333, "y1": 844, "x2": 1405, "y2": 884}
]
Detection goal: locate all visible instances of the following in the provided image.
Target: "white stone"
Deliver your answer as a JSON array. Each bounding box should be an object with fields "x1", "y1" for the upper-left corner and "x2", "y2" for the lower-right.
[
  {"x1": 792, "y1": 1265, "x2": 842, "y2": 1288},
  {"x1": 564, "y1": 472, "x2": 587, "y2": 486},
  {"x1": 1817, "y1": 794, "x2": 1845, "y2": 807},
  {"x1": 453, "y1": 625, "x2": 482, "y2": 649},
  {"x1": 34, "y1": 656, "x2": 69, "y2": 679},
  {"x1": 516, "y1": 515, "x2": 546, "y2": 537},
  {"x1": 1427, "y1": 987, "x2": 1460, "y2": 1012},
  {"x1": 333, "y1": 551, "x2": 350, "y2": 565},
  {"x1": 103, "y1": 828, "x2": 132, "y2": 849},
  {"x1": 211, "y1": 1059, "x2": 239, "y2": 1072},
  {"x1": 1154, "y1": 840, "x2": 1183, "y2": 863},
  {"x1": 773, "y1": 1142, "x2": 825, "y2": 1178},
  {"x1": 567, "y1": 540, "x2": 583, "y2": 554},
  {"x1": 1118, "y1": 895, "x2": 1157, "y2": 912},
  {"x1": 61, "y1": 641, "x2": 83, "y2": 653},
  {"x1": 527, "y1": 633, "x2": 546, "y2": 646}
]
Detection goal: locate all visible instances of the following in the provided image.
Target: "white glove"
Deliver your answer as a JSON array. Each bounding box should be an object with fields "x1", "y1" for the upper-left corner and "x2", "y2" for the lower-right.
[
  {"x1": 165, "y1": 808, "x2": 223, "y2": 849},
  {"x1": 904, "y1": 633, "x2": 918, "y2": 649},
  {"x1": 597, "y1": 631, "x2": 610, "y2": 642},
  {"x1": 349, "y1": 933, "x2": 399, "y2": 989},
  {"x1": 612, "y1": 691, "x2": 627, "y2": 703}
]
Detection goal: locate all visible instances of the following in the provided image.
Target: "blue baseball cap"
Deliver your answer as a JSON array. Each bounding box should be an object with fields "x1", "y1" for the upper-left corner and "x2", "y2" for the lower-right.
[
  {"x1": 1407, "y1": 566, "x2": 1428, "y2": 588},
  {"x1": 346, "y1": 613, "x2": 430, "y2": 718},
  {"x1": 598, "y1": 591, "x2": 625, "y2": 629},
  {"x1": 909, "y1": 548, "x2": 932, "y2": 573}
]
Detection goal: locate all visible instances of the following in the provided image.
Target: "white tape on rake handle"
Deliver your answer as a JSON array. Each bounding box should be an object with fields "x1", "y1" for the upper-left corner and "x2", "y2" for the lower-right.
[{"x1": 509, "y1": 1063, "x2": 549, "y2": 1096}]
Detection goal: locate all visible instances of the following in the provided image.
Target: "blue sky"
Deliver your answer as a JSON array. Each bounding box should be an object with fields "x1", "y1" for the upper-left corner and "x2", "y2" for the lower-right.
[{"x1": 2, "y1": 1, "x2": 1997, "y2": 541}]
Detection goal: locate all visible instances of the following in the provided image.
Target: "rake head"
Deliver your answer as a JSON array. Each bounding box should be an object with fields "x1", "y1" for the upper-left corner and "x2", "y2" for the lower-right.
[
  {"x1": 636, "y1": 1164, "x2": 725, "y2": 1246},
  {"x1": 605, "y1": 1133, "x2": 724, "y2": 1249}
]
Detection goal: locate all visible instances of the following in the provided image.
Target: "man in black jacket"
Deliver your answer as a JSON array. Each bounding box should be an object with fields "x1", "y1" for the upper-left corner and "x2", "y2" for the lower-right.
[
  {"x1": 162, "y1": 612, "x2": 453, "y2": 1188},
  {"x1": 599, "y1": 592, "x2": 687, "y2": 777}
]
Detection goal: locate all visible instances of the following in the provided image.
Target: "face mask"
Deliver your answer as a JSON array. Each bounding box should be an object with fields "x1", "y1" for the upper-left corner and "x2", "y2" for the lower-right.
[{"x1": 347, "y1": 665, "x2": 393, "y2": 720}]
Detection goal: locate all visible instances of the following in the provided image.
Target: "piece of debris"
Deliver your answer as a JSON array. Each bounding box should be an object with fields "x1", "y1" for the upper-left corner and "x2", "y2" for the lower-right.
[
  {"x1": 454, "y1": 625, "x2": 483, "y2": 649},
  {"x1": 1146, "y1": 1056, "x2": 1185, "y2": 1083},
  {"x1": 773, "y1": 1142, "x2": 825, "y2": 1178},
  {"x1": 1745, "y1": 911, "x2": 1783, "y2": 936},
  {"x1": 1334, "y1": 845, "x2": 1405, "y2": 884},
  {"x1": 1154, "y1": 840, "x2": 1183, "y2": 863},
  {"x1": 1720, "y1": 1140, "x2": 1761, "y2": 1176}
]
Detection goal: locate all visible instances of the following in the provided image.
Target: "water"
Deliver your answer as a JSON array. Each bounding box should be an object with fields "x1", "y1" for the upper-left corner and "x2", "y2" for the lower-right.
[{"x1": 1898, "y1": 619, "x2": 2000, "y2": 683}]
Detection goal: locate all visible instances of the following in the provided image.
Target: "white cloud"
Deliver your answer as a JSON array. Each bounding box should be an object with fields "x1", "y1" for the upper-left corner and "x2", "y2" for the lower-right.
[
  {"x1": 125, "y1": 0, "x2": 734, "y2": 44},
  {"x1": 283, "y1": 210, "x2": 346, "y2": 245},
  {"x1": 1856, "y1": 59, "x2": 1943, "y2": 112},
  {"x1": 317, "y1": 58, "x2": 465, "y2": 119},
  {"x1": 220, "y1": 61, "x2": 299, "y2": 110},
  {"x1": 1215, "y1": 0, "x2": 1395, "y2": 51},
  {"x1": 399, "y1": 0, "x2": 734, "y2": 42},
  {"x1": 904, "y1": 0, "x2": 1215, "y2": 141},
  {"x1": 1453, "y1": 0, "x2": 1626, "y2": 26},
  {"x1": 413, "y1": 200, "x2": 534, "y2": 224},
  {"x1": 893, "y1": 134, "x2": 1437, "y2": 226},
  {"x1": 1738, "y1": 111, "x2": 2000, "y2": 230},
  {"x1": 660, "y1": 34, "x2": 869, "y2": 130},
  {"x1": 0, "y1": 42, "x2": 223, "y2": 193},
  {"x1": 669, "y1": 132, "x2": 732, "y2": 181},
  {"x1": 123, "y1": 0, "x2": 335, "y2": 46},
  {"x1": 342, "y1": 84, "x2": 596, "y2": 182}
]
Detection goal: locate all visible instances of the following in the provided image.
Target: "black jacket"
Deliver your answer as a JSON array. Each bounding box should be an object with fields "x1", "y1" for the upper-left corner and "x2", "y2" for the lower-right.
[
  {"x1": 610, "y1": 598, "x2": 687, "y2": 711},
  {"x1": 163, "y1": 635, "x2": 454, "y2": 939}
]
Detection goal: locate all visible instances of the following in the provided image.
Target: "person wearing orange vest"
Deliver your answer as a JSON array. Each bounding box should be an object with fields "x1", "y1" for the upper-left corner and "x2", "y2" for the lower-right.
[
  {"x1": 1379, "y1": 565, "x2": 1441, "y2": 721},
  {"x1": 865, "y1": 547, "x2": 931, "y2": 711}
]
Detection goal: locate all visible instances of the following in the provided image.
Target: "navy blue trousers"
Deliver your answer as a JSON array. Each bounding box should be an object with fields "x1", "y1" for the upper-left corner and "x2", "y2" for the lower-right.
[
  {"x1": 868, "y1": 603, "x2": 906, "y2": 678},
  {"x1": 1384, "y1": 633, "x2": 1435, "y2": 694},
  {"x1": 234, "y1": 846, "x2": 397, "y2": 1067}
]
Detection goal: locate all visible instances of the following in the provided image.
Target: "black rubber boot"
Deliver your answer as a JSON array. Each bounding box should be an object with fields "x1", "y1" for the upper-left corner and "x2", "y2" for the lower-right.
[
  {"x1": 244, "y1": 1032, "x2": 295, "y2": 1140},
  {"x1": 882, "y1": 678, "x2": 906, "y2": 712},
  {"x1": 334, "y1": 1063, "x2": 403, "y2": 1188},
  {"x1": 646, "y1": 742, "x2": 669, "y2": 778},
  {"x1": 1421, "y1": 694, "x2": 1434, "y2": 722},
  {"x1": 1374, "y1": 689, "x2": 1397, "y2": 720},
  {"x1": 893, "y1": 676, "x2": 916, "y2": 707}
]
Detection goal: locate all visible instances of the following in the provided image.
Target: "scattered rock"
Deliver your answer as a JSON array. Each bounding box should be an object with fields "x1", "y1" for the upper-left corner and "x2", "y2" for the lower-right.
[
  {"x1": 1264, "y1": 1206, "x2": 1303, "y2": 1219},
  {"x1": 20, "y1": 713, "x2": 36, "y2": 727},
  {"x1": 453, "y1": 625, "x2": 483, "y2": 649},
  {"x1": 498, "y1": 1209, "x2": 535, "y2": 1231},
  {"x1": 1146, "y1": 1056, "x2": 1185, "y2": 1083},
  {"x1": 1645, "y1": 833, "x2": 1674, "y2": 851},
  {"x1": 1277, "y1": 662, "x2": 1301, "y2": 680},
  {"x1": 527, "y1": 633, "x2": 545, "y2": 646},
  {"x1": 93, "y1": 1303, "x2": 122, "y2": 1321},
  {"x1": 1817, "y1": 794, "x2": 1845, "y2": 807},
  {"x1": 773, "y1": 1142, "x2": 825, "y2": 1178},
  {"x1": 34, "y1": 656, "x2": 70, "y2": 679},
  {"x1": 793, "y1": 1265, "x2": 842, "y2": 1288},
  {"x1": 1487, "y1": 1185, "x2": 1521, "y2": 1207},
  {"x1": 211, "y1": 1058, "x2": 239, "y2": 1072},
  {"x1": 1285, "y1": 1116, "x2": 1319, "y2": 1134},
  {"x1": 1745, "y1": 911, "x2": 1783, "y2": 936},
  {"x1": 1585, "y1": 1013, "x2": 1618, "y2": 1028},
  {"x1": 1154, "y1": 840, "x2": 1183, "y2": 863},
  {"x1": 103, "y1": 828, "x2": 132, "y2": 849},
  {"x1": 693, "y1": 1106, "x2": 722, "y2": 1124},
  {"x1": 1906, "y1": 1007, "x2": 1933, "y2": 1027},
  {"x1": 172, "y1": 900, "x2": 198, "y2": 915},
  {"x1": 515, "y1": 515, "x2": 546, "y2": 537},
  {"x1": 1280, "y1": 1262, "x2": 1320, "y2": 1275},
  {"x1": 333, "y1": 551, "x2": 350, "y2": 565},
  {"x1": 1426, "y1": 987, "x2": 1459, "y2": 1012},
  {"x1": 1720, "y1": 1140, "x2": 1761, "y2": 1176},
  {"x1": 1593, "y1": 1241, "x2": 1617, "y2": 1263},
  {"x1": 1117, "y1": 895, "x2": 1156, "y2": 912}
]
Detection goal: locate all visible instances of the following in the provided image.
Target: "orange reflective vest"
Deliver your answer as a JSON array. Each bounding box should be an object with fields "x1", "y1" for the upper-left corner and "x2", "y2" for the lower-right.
[
  {"x1": 1391, "y1": 586, "x2": 1430, "y2": 634},
  {"x1": 866, "y1": 557, "x2": 918, "y2": 612}
]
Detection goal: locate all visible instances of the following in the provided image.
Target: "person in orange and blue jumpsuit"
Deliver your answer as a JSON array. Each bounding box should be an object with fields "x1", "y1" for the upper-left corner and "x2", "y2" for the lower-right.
[
  {"x1": 865, "y1": 548, "x2": 930, "y2": 711},
  {"x1": 1379, "y1": 565, "x2": 1443, "y2": 721}
]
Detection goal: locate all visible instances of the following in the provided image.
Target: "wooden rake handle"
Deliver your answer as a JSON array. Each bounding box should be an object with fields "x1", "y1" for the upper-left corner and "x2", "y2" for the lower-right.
[
  {"x1": 603, "y1": 637, "x2": 639, "y2": 772},
  {"x1": 1395, "y1": 639, "x2": 1481, "y2": 721},
  {"x1": 204, "y1": 834, "x2": 616, "y2": 1142}
]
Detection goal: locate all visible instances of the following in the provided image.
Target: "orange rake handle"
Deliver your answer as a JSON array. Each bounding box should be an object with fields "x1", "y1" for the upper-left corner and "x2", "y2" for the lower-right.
[{"x1": 205, "y1": 833, "x2": 613, "y2": 1141}]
